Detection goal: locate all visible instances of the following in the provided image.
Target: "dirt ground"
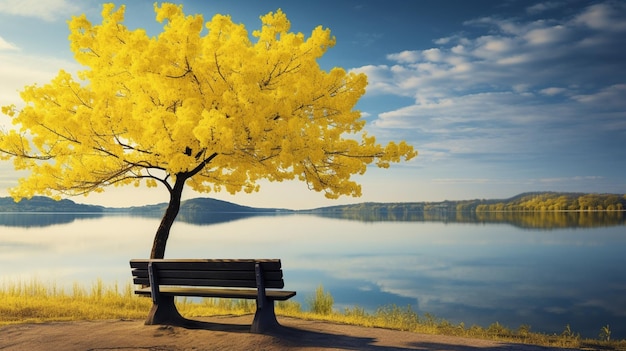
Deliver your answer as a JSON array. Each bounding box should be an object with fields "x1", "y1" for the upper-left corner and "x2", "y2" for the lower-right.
[{"x1": 0, "y1": 315, "x2": 579, "y2": 351}]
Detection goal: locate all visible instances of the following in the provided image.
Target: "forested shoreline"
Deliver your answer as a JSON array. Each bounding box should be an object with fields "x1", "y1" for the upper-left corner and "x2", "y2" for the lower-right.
[
  {"x1": 472, "y1": 192, "x2": 625, "y2": 212},
  {"x1": 311, "y1": 192, "x2": 626, "y2": 213}
]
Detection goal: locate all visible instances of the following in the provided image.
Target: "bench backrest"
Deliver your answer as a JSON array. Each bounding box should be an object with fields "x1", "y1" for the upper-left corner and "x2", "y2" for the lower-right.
[{"x1": 130, "y1": 259, "x2": 285, "y2": 289}]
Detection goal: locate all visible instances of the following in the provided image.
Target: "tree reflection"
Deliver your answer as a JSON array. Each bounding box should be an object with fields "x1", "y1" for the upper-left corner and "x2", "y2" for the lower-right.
[
  {"x1": 0, "y1": 213, "x2": 103, "y2": 227},
  {"x1": 2, "y1": 209, "x2": 624, "y2": 230},
  {"x1": 126, "y1": 210, "x2": 286, "y2": 226},
  {"x1": 307, "y1": 210, "x2": 626, "y2": 229}
]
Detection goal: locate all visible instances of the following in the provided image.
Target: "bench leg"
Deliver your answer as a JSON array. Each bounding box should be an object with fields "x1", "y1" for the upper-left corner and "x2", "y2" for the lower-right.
[
  {"x1": 251, "y1": 297, "x2": 280, "y2": 333},
  {"x1": 145, "y1": 295, "x2": 186, "y2": 326}
]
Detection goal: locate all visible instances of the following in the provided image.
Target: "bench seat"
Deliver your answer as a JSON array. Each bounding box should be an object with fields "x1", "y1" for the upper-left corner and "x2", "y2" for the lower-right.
[{"x1": 134, "y1": 286, "x2": 296, "y2": 300}]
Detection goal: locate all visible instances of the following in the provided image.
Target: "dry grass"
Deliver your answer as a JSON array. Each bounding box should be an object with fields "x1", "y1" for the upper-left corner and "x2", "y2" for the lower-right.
[{"x1": 0, "y1": 279, "x2": 151, "y2": 324}]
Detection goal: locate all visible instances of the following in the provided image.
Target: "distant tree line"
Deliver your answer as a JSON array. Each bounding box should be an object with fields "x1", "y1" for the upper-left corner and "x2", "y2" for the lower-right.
[
  {"x1": 471, "y1": 192, "x2": 626, "y2": 212},
  {"x1": 312, "y1": 208, "x2": 625, "y2": 229},
  {"x1": 311, "y1": 192, "x2": 626, "y2": 214}
]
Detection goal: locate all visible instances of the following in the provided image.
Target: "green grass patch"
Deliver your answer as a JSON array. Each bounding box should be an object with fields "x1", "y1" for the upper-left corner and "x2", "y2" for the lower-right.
[{"x1": 1, "y1": 281, "x2": 624, "y2": 350}]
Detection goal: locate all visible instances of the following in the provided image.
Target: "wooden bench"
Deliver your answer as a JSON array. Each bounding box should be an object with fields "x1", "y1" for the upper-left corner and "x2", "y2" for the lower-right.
[{"x1": 130, "y1": 259, "x2": 296, "y2": 333}]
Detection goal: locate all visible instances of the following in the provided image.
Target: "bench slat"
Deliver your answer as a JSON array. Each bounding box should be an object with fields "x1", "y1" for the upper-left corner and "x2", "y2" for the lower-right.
[
  {"x1": 132, "y1": 279, "x2": 284, "y2": 289},
  {"x1": 131, "y1": 269, "x2": 283, "y2": 281},
  {"x1": 132, "y1": 271, "x2": 285, "y2": 289},
  {"x1": 134, "y1": 286, "x2": 296, "y2": 300},
  {"x1": 130, "y1": 259, "x2": 281, "y2": 271},
  {"x1": 133, "y1": 277, "x2": 284, "y2": 289}
]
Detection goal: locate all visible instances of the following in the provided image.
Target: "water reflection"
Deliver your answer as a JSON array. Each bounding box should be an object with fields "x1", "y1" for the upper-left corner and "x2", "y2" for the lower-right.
[
  {"x1": 0, "y1": 213, "x2": 104, "y2": 227},
  {"x1": 0, "y1": 211, "x2": 281, "y2": 228},
  {"x1": 307, "y1": 210, "x2": 626, "y2": 229},
  {"x1": 0, "y1": 213, "x2": 624, "y2": 339},
  {"x1": 145, "y1": 210, "x2": 281, "y2": 225},
  {"x1": 2, "y1": 210, "x2": 624, "y2": 230}
]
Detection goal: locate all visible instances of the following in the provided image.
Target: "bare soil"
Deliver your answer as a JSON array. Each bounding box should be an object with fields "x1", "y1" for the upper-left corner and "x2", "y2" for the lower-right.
[{"x1": 0, "y1": 315, "x2": 579, "y2": 351}]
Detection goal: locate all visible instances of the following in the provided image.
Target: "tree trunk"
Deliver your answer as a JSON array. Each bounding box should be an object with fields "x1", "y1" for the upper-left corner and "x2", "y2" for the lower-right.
[{"x1": 150, "y1": 175, "x2": 186, "y2": 259}]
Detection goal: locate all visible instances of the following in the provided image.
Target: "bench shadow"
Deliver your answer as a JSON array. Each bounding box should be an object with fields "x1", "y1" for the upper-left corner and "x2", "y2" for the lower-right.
[
  {"x1": 267, "y1": 325, "x2": 411, "y2": 350},
  {"x1": 162, "y1": 317, "x2": 251, "y2": 333},
  {"x1": 407, "y1": 341, "x2": 575, "y2": 351},
  {"x1": 171, "y1": 318, "x2": 576, "y2": 351},
  {"x1": 171, "y1": 317, "x2": 409, "y2": 350}
]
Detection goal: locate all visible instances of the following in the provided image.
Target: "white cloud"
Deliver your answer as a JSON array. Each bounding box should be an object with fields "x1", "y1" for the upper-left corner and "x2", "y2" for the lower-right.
[
  {"x1": 0, "y1": 0, "x2": 81, "y2": 22},
  {"x1": 422, "y1": 48, "x2": 443, "y2": 62},
  {"x1": 537, "y1": 176, "x2": 604, "y2": 184},
  {"x1": 386, "y1": 50, "x2": 419, "y2": 63},
  {"x1": 526, "y1": 2, "x2": 565, "y2": 15},
  {"x1": 572, "y1": 84, "x2": 626, "y2": 108},
  {"x1": 479, "y1": 36, "x2": 514, "y2": 53},
  {"x1": 524, "y1": 25, "x2": 567, "y2": 45},
  {"x1": 352, "y1": 64, "x2": 400, "y2": 96},
  {"x1": 434, "y1": 36, "x2": 452, "y2": 45},
  {"x1": 540, "y1": 87, "x2": 566, "y2": 96},
  {"x1": 573, "y1": 2, "x2": 626, "y2": 32},
  {"x1": 353, "y1": 0, "x2": 626, "y2": 161},
  {"x1": 450, "y1": 44, "x2": 465, "y2": 54},
  {"x1": 496, "y1": 53, "x2": 532, "y2": 65},
  {"x1": 465, "y1": 17, "x2": 522, "y2": 36},
  {"x1": 0, "y1": 35, "x2": 18, "y2": 50},
  {"x1": 362, "y1": 49, "x2": 624, "y2": 166}
]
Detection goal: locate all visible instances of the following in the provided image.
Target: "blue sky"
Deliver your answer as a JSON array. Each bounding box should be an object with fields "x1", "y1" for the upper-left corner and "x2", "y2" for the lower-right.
[{"x1": 0, "y1": 0, "x2": 625, "y2": 209}]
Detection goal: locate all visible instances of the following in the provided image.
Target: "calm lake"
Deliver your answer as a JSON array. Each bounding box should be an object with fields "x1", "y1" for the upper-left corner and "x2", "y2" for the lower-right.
[{"x1": 1, "y1": 210, "x2": 625, "y2": 339}]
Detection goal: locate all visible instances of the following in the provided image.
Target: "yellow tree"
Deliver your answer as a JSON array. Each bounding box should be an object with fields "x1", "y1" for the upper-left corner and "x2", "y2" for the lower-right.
[{"x1": 0, "y1": 3, "x2": 416, "y2": 258}]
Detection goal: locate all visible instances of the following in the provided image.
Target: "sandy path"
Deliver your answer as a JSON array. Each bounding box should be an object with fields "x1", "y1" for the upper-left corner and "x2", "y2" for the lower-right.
[{"x1": 0, "y1": 315, "x2": 578, "y2": 351}]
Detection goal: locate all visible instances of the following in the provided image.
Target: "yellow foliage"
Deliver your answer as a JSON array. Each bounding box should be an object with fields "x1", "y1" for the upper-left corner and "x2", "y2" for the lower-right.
[{"x1": 0, "y1": 3, "x2": 416, "y2": 201}]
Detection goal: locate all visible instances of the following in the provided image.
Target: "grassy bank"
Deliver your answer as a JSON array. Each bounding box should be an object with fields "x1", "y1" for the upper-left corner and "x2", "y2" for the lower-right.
[{"x1": 1, "y1": 280, "x2": 624, "y2": 350}]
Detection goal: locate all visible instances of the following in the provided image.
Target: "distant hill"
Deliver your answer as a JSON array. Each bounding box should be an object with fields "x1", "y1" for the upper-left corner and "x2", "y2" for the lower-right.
[
  {"x1": 0, "y1": 196, "x2": 104, "y2": 212},
  {"x1": 121, "y1": 197, "x2": 289, "y2": 214},
  {"x1": 0, "y1": 196, "x2": 289, "y2": 213}
]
